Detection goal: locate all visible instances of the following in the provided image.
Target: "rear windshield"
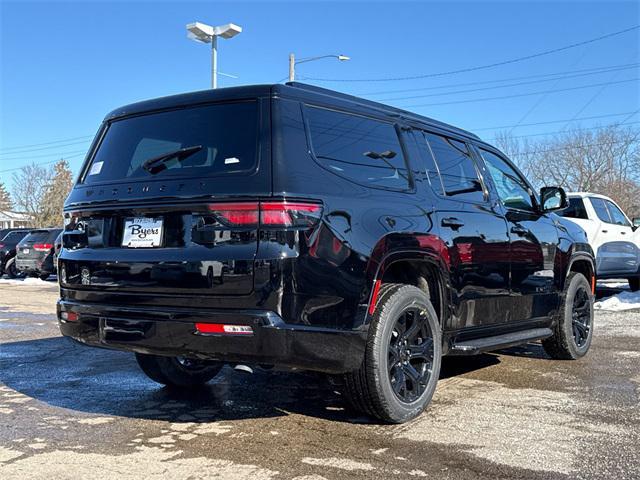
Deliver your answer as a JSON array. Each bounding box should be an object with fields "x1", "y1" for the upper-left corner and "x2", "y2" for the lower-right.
[
  {"x1": 81, "y1": 101, "x2": 259, "y2": 184},
  {"x1": 22, "y1": 230, "x2": 61, "y2": 243}
]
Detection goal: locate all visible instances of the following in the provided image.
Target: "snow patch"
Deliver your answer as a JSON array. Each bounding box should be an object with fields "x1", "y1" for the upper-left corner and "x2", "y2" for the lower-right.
[{"x1": 594, "y1": 291, "x2": 640, "y2": 311}]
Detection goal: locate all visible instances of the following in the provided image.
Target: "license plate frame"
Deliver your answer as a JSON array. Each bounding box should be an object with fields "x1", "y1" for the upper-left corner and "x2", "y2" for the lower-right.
[{"x1": 122, "y1": 217, "x2": 164, "y2": 248}]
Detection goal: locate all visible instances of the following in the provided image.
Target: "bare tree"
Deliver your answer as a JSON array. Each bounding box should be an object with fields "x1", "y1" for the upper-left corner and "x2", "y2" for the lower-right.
[
  {"x1": 11, "y1": 162, "x2": 54, "y2": 227},
  {"x1": 495, "y1": 125, "x2": 640, "y2": 217},
  {"x1": 0, "y1": 181, "x2": 12, "y2": 211}
]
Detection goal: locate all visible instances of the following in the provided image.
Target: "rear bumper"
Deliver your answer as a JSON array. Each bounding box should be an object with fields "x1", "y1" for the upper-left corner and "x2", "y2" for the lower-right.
[{"x1": 57, "y1": 300, "x2": 367, "y2": 374}]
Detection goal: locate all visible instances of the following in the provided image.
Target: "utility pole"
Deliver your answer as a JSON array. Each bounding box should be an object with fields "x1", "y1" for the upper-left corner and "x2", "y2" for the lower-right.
[{"x1": 289, "y1": 53, "x2": 295, "y2": 82}]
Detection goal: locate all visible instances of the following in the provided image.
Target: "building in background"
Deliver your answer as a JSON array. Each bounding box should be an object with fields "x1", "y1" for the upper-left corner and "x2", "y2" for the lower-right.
[{"x1": 0, "y1": 210, "x2": 32, "y2": 229}]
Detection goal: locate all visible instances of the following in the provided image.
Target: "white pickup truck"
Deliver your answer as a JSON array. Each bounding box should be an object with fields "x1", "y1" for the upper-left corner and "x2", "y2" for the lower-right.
[{"x1": 559, "y1": 192, "x2": 640, "y2": 291}]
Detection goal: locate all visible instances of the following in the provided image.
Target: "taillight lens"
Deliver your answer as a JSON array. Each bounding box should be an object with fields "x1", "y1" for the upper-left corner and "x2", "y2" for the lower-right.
[
  {"x1": 208, "y1": 201, "x2": 322, "y2": 228},
  {"x1": 33, "y1": 243, "x2": 53, "y2": 252}
]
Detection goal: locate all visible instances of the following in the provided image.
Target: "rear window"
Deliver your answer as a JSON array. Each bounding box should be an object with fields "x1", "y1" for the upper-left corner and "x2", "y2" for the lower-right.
[
  {"x1": 2, "y1": 231, "x2": 28, "y2": 242},
  {"x1": 560, "y1": 198, "x2": 589, "y2": 219},
  {"x1": 305, "y1": 106, "x2": 410, "y2": 190},
  {"x1": 81, "y1": 101, "x2": 259, "y2": 184},
  {"x1": 22, "y1": 231, "x2": 50, "y2": 243}
]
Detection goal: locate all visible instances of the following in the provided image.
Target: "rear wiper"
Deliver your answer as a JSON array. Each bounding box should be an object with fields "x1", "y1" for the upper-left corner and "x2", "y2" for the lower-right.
[{"x1": 142, "y1": 145, "x2": 203, "y2": 174}]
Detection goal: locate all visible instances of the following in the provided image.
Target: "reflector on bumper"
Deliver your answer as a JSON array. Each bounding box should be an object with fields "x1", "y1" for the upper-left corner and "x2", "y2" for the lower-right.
[{"x1": 195, "y1": 323, "x2": 253, "y2": 335}]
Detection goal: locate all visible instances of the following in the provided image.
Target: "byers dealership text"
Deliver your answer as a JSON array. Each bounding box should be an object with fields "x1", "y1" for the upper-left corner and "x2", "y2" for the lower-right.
[{"x1": 127, "y1": 224, "x2": 159, "y2": 239}]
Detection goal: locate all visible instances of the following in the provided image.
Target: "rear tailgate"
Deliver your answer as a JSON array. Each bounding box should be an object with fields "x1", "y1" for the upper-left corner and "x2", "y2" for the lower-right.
[{"x1": 60, "y1": 96, "x2": 271, "y2": 296}]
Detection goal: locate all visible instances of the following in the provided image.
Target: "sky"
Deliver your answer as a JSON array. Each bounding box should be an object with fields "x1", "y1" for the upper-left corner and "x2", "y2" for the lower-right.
[{"x1": 1, "y1": 0, "x2": 639, "y2": 189}]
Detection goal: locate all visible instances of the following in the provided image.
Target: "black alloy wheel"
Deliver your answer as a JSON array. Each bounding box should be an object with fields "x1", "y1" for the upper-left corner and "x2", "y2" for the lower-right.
[{"x1": 388, "y1": 307, "x2": 435, "y2": 403}]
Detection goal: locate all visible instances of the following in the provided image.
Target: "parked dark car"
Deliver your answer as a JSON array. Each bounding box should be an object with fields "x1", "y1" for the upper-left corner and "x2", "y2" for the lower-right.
[
  {"x1": 58, "y1": 83, "x2": 595, "y2": 423},
  {"x1": 0, "y1": 228, "x2": 31, "y2": 278},
  {"x1": 16, "y1": 228, "x2": 62, "y2": 280}
]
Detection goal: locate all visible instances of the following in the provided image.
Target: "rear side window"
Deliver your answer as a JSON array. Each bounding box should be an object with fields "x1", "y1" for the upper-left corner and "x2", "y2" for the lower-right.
[
  {"x1": 305, "y1": 106, "x2": 410, "y2": 190},
  {"x1": 561, "y1": 198, "x2": 589, "y2": 219},
  {"x1": 605, "y1": 200, "x2": 630, "y2": 226},
  {"x1": 424, "y1": 133, "x2": 484, "y2": 202},
  {"x1": 590, "y1": 198, "x2": 612, "y2": 222},
  {"x1": 2, "y1": 231, "x2": 28, "y2": 242},
  {"x1": 82, "y1": 101, "x2": 259, "y2": 184}
]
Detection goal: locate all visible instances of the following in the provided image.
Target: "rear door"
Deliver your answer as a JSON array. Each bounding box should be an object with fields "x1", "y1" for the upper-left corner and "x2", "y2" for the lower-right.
[
  {"x1": 416, "y1": 130, "x2": 511, "y2": 330},
  {"x1": 61, "y1": 98, "x2": 271, "y2": 296},
  {"x1": 589, "y1": 197, "x2": 639, "y2": 275}
]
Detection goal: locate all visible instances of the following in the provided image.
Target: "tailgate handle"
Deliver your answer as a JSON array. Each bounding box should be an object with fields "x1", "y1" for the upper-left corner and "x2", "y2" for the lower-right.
[{"x1": 441, "y1": 217, "x2": 465, "y2": 230}]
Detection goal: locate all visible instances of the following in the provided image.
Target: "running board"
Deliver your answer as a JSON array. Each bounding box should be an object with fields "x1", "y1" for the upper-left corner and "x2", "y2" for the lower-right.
[{"x1": 449, "y1": 327, "x2": 553, "y2": 355}]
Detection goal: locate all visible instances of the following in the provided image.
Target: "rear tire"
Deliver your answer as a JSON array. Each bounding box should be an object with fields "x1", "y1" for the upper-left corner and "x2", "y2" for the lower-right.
[
  {"x1": 39, "y1": 273, "x2": 50, "y2": 281},
  {"x1": 5, "y1": 258, "x2": 18, "y2": 279},
  {"x1": 343, "y1": 284, "x2": 441, "y2": 423},
  {"x1": 629, "y1": 277, "x2": 639, "y2": 292},
  {"x1": 135, "y1": 353, "x2": 223, "y2": 388},
  {"x1": 542, "y1": 273, "x2": 594, "y2": 360}
]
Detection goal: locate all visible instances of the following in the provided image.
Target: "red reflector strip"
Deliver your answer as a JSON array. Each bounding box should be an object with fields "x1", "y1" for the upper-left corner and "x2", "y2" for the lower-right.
[
  {"x1": 591, "y1": 275, "x2": 596, "y2": 294},
  {"x1": 368, "y1": 279, "x2": 382, "y2": 315},
  {"x1": 33, "y1": 243, "x2": 53, "y2": 251},
  {"x1": 195, "y1": 323, "x2": 253, "y2": 335}
]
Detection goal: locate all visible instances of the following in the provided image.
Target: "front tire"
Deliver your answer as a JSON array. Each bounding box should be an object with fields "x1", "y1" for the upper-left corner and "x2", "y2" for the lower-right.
[
  {"x1": 135, "y1": 353, "x2": 223, "y2": 388},
  {"x1": 542, "y1": 272, "x2": 594, "y2": 360},
  {"x1": 343, "y1": 284, "x2": 441, "y2": 423},
  {"x1": 629, "y1": 277, "x2": 639, "y2": 292}
]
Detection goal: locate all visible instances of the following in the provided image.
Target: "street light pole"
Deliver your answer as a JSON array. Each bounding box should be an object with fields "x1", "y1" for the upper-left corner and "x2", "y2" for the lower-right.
[
  {"x1": 186, "y1": 21, "x2": 242, "y2": 89},
  {"x1": 287, "y1": 54, "x2": 350, "y2": 83},
  {"x1": 211, "y1": 35, "x2": 218, "y2": 89}
]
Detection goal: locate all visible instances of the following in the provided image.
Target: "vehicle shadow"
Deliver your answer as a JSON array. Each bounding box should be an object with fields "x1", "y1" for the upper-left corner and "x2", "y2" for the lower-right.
[{"x1": 0, "y1": 336, "x2": 502, "y2": 425}]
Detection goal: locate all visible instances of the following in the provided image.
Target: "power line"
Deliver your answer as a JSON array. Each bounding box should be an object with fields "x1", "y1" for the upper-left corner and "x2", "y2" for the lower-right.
[
  {"x1": 490, "y1": 120, "x2": 640, "y2": 140},
  {"x1": 401, "y1": 78, "x2": 638, "y2": 108},
  {"x1": 356, "y1": 63, "x2": 639, "y2": 97},
  {"x1": 509, "y1": 139, "x2": 638, "y2": 157},
  {"x1": 471, "y1": 111, "x2": 640, "y2": 131},
  {"x1": 0, "y1": 139, "x2": 92, "y2": 156},
  {"x1": 0, "y1": 135, "x2": 94, "y2": 152},
  {"x1": 376, "y1": 67, "x2": 639, "y2": 102},
  {"x1": 0, "y1": 148, "x2": 88, "y2": 162},
  {"x1": 0, "y1": 153, "x2": 86, "y2": 175},
  {"x1": 304, "y1": 25, "x2": 640, "y2": 82}
]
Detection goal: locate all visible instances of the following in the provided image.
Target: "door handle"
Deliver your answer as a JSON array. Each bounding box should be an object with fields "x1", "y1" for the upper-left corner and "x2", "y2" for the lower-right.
[
  {"x1": 441, "y1": 217, "x2": 465, "y2": 230},
  {"x1": 511, "y1": 225, "x2": 529, "y2": 236},
  {"x1": 602, "y1": 230, "x2": 608, "y2": 233},
  {"x1": 621, "y1": 231, "x2": 627, "y2": 235}
]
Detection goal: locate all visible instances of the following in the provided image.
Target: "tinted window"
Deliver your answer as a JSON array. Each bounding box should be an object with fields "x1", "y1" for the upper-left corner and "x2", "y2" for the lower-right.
[
  {"x1": 561, "y1": 198, "x2": 589, "y2": 219},
  {"x1": 424, "y1": 133, "x2": 483, "y2": 202},
  {"x1": 590, "y1": 197, "x2": 611, "y2": 223},
  {"x1": 1, "y1": 231, "x2": 28, "y2": 243},
  {"x1": 606, "y1": 200, "x2": 630, "y2": 226},
  {"x1": 479, "y1": 149, "x2": 535, "y2": 211},
  {"x1": 21, "y1": 231, "x2": 50, "y2": 244},
  {"x1": 82, "y1": 101, "x2": 259, "y2": 184},
  {"x1": 306, "y1": 106, "x2": 410, "y2": 190}
]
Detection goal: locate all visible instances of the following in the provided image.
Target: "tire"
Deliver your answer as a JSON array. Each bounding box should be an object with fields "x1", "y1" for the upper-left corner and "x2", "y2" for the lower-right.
[
  {"x1": 135, "y1": 353, "x2": 223, "y2": 388},
  {"x1": 5, "y1": 258, "x2": 18, "y2": 279},
  {"x1": 39, "y1": 273, "x2": 50, "y2": 281},
  {"x1": 343, "y1": 284, "x2": 442, "y2": 423},
  {"x1": 542, "y1": 272, "x2": 594, "y2": 360},
  {"x1": 629, "y1": 277, "x2": 639, "y2": 292}
]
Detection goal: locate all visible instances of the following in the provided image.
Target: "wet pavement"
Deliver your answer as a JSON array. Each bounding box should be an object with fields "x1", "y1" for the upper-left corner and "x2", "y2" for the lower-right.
[{"x1": 0, "y1": 279, "x2": 638, "y2": 479}]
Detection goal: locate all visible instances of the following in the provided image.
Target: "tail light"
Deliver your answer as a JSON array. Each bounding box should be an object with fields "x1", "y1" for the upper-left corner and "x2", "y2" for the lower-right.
[
  {"x1": 208, "y1": 201, "x2": 322, "y2": 228},
  {"x1": 33, "y1": 243, "x2": 53, "y2": 252}
]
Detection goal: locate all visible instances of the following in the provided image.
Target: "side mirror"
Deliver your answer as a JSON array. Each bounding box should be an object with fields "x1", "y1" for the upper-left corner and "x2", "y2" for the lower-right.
[
  {"x1": 540, "y1": 186, "x2": 568, "y2": 212},
  {"x1": 633, "y1": 217, "x2": 640, "y2": 227}
]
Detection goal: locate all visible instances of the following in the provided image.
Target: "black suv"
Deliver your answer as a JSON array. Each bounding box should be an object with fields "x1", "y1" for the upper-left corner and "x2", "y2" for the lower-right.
[
  {"x1": 16, "y1": 228, "x2": 62, "y2": 279},
  {"x1": 58, "y1": 83, "x2": 595, "y2": 423},
  {"x1": 0, "y1": 228, "x2": 31, "y2": 277}
]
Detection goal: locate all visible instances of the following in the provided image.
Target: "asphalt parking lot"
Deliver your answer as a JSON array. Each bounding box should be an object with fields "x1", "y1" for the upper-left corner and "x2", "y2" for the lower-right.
[{"x1": 0, "y1": 279, "x2": 638, "y2": 480}]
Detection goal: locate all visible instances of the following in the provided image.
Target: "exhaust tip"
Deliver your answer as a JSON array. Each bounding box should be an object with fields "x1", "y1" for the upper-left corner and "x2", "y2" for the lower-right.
[{"x1": 233, "y1": 364, "x2": 254, "y2": 374}]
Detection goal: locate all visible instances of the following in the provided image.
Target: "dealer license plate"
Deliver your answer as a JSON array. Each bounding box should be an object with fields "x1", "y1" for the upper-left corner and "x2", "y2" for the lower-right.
[{"x1": 122, "y1": 217, "x2": 163, "y2": 248}]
